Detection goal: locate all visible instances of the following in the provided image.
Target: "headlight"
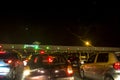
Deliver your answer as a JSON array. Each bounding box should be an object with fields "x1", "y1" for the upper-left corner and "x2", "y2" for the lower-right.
[
  {"x1": 23, "y1": 61, "x2": 27, "y2": 66},
  {"x1": 81, "y1": 61, "x2": 84, "y2": 64},
  {"x1": 23, "y1": 70, "x2": 30, "y2": 76}
]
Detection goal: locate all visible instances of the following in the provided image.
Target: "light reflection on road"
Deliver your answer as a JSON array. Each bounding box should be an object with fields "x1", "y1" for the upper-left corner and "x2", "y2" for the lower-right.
[{"x1": 0, "y1": 69, "x2": 94, "y2": 80}]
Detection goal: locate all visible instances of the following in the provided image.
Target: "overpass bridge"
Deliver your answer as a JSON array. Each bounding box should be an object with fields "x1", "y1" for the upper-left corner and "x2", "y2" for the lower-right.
[
  {"x1": 0, "y1": 44, "x2": 120, "y2": 53},
  {"x1": 1, "y1": 44, "x2": 120, "y2": 62}
]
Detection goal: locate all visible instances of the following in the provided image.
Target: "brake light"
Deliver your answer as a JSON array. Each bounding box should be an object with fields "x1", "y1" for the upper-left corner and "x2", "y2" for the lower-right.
[
  {"x1": 67, "y1": 65, "x2": 73, "y2": 75},
  {"x1": 24, "y1": 59, "x2": 28, "y2": 62},
  {"x1": 0, "y1": 51, "x2": 6, "y2": 54},
  {"x1": 113, "y1": 62, "x2": 120, "y2": 70},
  {"x1": 34, "y1": 57, "x2": 38, "y2": 63},
  {"x1": 4, "y1": 59, "x2": 12, "y2": 64},
  {"x1": 40, "y1": 50, "x2": 45, "y2": 54},
  {"x1": 48, "y1": 56, "x2": 53, "y2": 63},
  {"x1": 8, "y1": 60, "x2": 12, "y2": 64}
]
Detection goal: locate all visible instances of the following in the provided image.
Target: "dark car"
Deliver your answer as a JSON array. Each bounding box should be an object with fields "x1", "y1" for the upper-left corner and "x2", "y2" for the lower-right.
[
  {"x1": 23, "y1": 53, "x2": 75, "y2": 80},
  {"x1": 0, "y1": 50, "x2": 24, "y2": 80},
  {"x1": 67, "y1": 53, "x2": 80, "y2": 70}
]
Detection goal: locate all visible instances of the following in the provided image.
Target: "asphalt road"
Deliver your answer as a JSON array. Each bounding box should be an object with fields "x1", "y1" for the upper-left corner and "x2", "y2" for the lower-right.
[
  {"x1": 73, "y1": 68, "x2": 93, "y2": 80},
  {"x1": 0, "y1": 69, "x2": 90, "y2": 80}
]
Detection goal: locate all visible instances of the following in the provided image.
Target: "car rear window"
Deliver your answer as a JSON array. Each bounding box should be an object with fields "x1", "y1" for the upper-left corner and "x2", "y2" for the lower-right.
[
  {"x1": 115, "y1": 53, "x2": 120, "y2": 61},
  {"x1": 0, "y1": 52, "x2": 18, "y2": 59},
  {"x1": 28, "y1": 54, "x2": 68, "y2": 69}
]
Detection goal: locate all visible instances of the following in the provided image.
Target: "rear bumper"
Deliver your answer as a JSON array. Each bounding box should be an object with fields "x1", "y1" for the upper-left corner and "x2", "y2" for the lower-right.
[
  {"x1": 0, "y1": 67, "x2": 10, "y2": 76},
  {"x1": 24, "y1": 76, "x2": 75, "y2": 80},
  {"x1": 55, "y1": 76, "x2": 74, "y2": 80},
  {"x1": 112, "y1": 73, "x2": 120, "y2": 80}
]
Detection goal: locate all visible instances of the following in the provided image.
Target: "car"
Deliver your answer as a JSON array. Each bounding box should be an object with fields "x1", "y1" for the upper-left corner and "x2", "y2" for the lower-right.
[
  {"x1": 67, "y1": 54, "x2": 80, "y2": 69},
  {"x1": 23, "y1": 53, "x2": 75, "y2": 80},
  {"x1": 79, "y1": 52, "x2": 120, "y2": 80},
  {"x1": 0, "y1": 50, "x2": 24, "y2": 80}
]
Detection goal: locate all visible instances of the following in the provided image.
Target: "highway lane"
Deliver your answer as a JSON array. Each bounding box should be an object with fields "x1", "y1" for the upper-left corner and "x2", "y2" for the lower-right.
[
  {"x1": 0, "y1": 68, "x2": 90, "y2": 80},
  {"x1": 73, "y1": 68, "x2": 93, "y2": 80}
]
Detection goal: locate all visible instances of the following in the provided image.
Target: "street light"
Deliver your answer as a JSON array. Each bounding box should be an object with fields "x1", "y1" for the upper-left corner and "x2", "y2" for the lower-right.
[
  {"x1": 85, "y1": 41, "x2": 90, "y2": 46},
  {"x1": 84, "y1": 41, "x2": 92, "y2": 47}
]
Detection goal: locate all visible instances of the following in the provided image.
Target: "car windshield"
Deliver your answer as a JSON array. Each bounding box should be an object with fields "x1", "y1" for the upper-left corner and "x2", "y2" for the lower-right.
[
  {"x1": 28, "y1": 54, "x2": 56, "y2": 69},
  {"x1": 28, "y1": 54, "x2": 68, "y2": 69}
]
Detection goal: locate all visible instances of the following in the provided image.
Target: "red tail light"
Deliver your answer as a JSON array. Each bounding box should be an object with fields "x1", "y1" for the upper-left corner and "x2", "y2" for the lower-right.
[
  {"x1": 0, "y1": 51, "x2": 6, "y2": 54},
  {"x1": 67, "y1": 65, "x2": 73, "y2": 75},
  {"x1": 113, "y1": 62, "x2": 120, "y2": 70},
  {"x1": 40, "y1": 50, "x2": 45, "y2": 54},
  {"x1": 4, "y1": 59, "x2": 12, "y2": 64},
  {"x1": 48, "y1": 56, "x2": 53, "y2": 63},
  {"x1": 24, "y1": 59, "x2": 28, "y2": 62}
]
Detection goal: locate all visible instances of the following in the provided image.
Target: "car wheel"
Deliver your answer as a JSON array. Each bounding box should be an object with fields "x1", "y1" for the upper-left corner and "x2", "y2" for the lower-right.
[
  {"x1": 79, "y1": 69, "x2": 85, "y2": 79},
  {"x1": 104, "y1": 75, "x2": 114, "y2": 80},
  {"x1": 11, "y1": 68, "x2": 16, "y2": 80}
]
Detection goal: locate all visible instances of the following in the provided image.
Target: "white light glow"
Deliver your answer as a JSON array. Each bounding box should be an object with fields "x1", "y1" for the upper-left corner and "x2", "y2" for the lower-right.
[
  {"x1": 23, "y1": 70, "x2": 30, "y2": 76},
  {"x1": 55, "y1": 70, "x2": 59, "y2": 73}
]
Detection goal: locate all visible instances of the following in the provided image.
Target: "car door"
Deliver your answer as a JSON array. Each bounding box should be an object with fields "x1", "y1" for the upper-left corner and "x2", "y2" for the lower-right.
[
  {"x1": 93, "y1": 53, "x2": 109, "y2": 80},
  {"x1": 82, "y1": 53, "x2": 97, "y2": 78}
]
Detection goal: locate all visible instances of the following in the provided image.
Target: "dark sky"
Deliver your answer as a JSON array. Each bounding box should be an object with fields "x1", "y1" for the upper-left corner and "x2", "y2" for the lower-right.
[{"x1": 0, "y1": 6, "x2": 120, "y2": 47}]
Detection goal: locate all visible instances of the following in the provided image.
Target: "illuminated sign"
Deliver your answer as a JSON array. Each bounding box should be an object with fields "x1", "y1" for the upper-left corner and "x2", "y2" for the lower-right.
[{"x1": 24, "y1": 45, "x2": 39, "y2": 49}]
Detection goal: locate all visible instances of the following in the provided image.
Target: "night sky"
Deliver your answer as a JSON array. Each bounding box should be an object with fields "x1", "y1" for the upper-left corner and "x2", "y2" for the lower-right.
[{"x1": 0, "y1": 6, "x2": 120, "y2": 47}]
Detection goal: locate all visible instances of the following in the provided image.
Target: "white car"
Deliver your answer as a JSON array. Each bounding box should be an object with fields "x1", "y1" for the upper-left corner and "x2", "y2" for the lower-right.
[{"x1": 0, "y1": 51, "x2": 24, "y2": 80}]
